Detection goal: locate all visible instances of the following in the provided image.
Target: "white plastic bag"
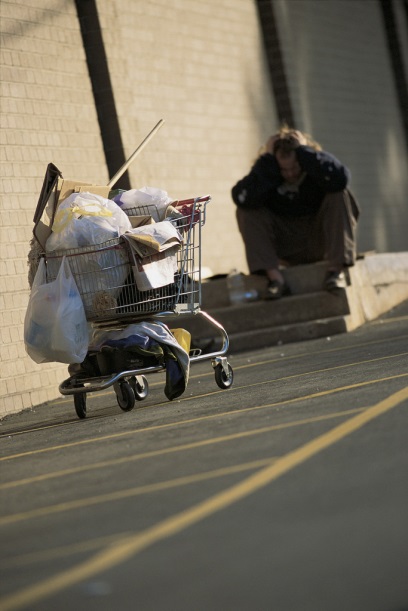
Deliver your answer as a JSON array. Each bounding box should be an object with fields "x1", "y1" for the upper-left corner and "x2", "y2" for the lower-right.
[
  {"x1": 46, "y1": 192, "x2": 132, "y2": 252},
  {"x1": 114, "y1": 187, "x2": 173, "y2": 221},
  {"x1": 24, "y1": 257, "x2": 89, "y2": 364}
]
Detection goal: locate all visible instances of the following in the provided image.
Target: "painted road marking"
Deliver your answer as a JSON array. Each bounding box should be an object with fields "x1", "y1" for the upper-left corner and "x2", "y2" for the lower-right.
[
  {"x1": 13, "y1": 333, "x2": 408, "y2": 409},
  {"x1": 1, "y1": 350, "x2": 406, "y2": 439},
  {"x1": 0, "y1": 408, "x2": 364, "y2": 494},
  {"x1": 0, "y1": 386, "x2": 407, "y2": 611},
  {"x1": 1, "y1": 372, "x2": 407, "y2": 462},
  {"x1": 0, "y1": 457, "x2": 277, "y2": 526}
]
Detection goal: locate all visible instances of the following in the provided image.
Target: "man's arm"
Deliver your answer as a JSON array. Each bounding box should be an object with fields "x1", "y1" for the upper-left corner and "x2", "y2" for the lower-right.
[
  {"x1": 296, "y1": 146, "x2": 351, "y2": 192},
  {"x1": 231, "y1": 154, "x2": 282, "y2": 208}
]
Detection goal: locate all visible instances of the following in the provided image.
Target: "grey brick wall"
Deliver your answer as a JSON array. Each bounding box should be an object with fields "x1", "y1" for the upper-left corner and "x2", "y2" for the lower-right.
[
  {"x1": 0, "y1": 0, "x2": 275, "y2": 416},
  {"x1": 95, "y1": 0, "x2": 276, "y2": 266},
  {"x1": 0, "y1": 0, "x2": 109, "y2": 416},
  {"x1": 273, "y1": 0, "x2": 408, "y2": 252}
]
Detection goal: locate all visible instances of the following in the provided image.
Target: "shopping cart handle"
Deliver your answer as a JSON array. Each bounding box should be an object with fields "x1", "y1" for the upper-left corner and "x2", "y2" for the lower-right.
[{"x1": 174, "y1": 195, "x2": 211, "y2": 207}]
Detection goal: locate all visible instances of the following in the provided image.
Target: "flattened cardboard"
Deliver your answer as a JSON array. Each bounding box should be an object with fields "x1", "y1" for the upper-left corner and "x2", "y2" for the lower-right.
[
  {"x1": 128, "y1": 215, "x2": 154, "y2": 228},
  {"x1": 33, "y1": 171, "x2": 110, "y2": 250}
]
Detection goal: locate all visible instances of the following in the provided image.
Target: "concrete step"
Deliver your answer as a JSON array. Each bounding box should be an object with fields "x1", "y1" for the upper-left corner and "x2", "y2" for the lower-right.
[
  {"x1": 185, "y1": 253, "x2": 408, "y2": 354},
  {"x1": 229, "y1": 316, "x2": 349, "y2": 352},
  {"x1": 201, "y1": 261, "x2": 335, "y2": 309},
  {"x1": 175, "y1": 291, "x2": 349, "y2": 354},
  {"x1": 196, "y1": 291, "x2": 349, "y2": 335},
  {"x1": 187, "y1": 315, "x2": 349, "y2": 354}
]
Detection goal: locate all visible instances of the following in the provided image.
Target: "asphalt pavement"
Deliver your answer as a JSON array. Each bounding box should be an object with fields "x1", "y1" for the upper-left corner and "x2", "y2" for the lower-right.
[{"x1": 0, "y1": 300, "x2": 407, "y2": 611}]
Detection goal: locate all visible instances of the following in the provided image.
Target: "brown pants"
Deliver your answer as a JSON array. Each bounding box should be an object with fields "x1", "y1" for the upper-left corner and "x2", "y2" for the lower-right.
[{"x1": 236, "y1": 190, "x2": 360, "y2": 273}]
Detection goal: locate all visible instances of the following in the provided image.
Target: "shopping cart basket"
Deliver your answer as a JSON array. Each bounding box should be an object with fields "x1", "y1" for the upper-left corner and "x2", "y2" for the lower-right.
[{"x1": 45, "y1": 195, "x2": 234, "y2": 419}]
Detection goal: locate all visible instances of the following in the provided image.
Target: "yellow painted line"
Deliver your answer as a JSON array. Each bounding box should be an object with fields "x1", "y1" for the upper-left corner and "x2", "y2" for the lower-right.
[
  {"x1": 1, "y1": 372, "x2": 407, "y2": 463},
  {"x1": 1, "y1": 386, "x2": 406, "y2": 611},
  {"x1": 229, "y1": 337, "x2": 408, "y2": 372},
  {"x1": 0, "y1": 408, "x2": 364, "y2": 491},
  {"x1": 0, "y1": 413, "x2": 112, "y2": 438},
  {"x1": 182, "y1": 353, "x2": 408, "y2": 402},
  {"x1": 86, "y1": 349, "x2": 408, "y2": 397},
  {"x1": 3, "y1": 533, "x2": 135, "y2": 568},
  {"x1": 2, "y1": 350, "x2": 406, "y2": 440},
  {"x1": 0, "y1": 457, "x2": 277, "y2": 526},
  {"x1": 47, "y1": 333, "x2": 408, "y2": 407},
  {"x1": 141, "y1": 353, "x2": 408, "y2": 409}
]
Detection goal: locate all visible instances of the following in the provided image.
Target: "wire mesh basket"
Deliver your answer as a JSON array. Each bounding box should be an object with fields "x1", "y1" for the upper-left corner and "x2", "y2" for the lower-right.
[{"x1": 45, "y1": 196, "x2": 209, "y2": 322}]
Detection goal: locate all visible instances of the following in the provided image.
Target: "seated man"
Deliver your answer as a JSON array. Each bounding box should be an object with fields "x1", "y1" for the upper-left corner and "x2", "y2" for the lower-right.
[{"x1": 231, "y1": 126, "x2": 360, "y2": 299}]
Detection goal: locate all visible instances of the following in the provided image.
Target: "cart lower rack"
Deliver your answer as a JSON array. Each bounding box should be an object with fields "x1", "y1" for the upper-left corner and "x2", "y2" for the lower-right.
[{"x1": 46, "y1": 195, "x2": 234, "y2": 418}]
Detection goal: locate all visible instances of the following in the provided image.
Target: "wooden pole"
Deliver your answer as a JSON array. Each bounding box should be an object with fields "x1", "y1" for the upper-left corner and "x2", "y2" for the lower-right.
[{"x1": 107, "y1": 119, "x2": 165, "y2": 189}]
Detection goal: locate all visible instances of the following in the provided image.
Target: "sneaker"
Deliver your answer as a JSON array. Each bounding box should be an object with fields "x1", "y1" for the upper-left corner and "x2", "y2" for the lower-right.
[
  {"x1": 324, "y1": 270, "x2": 347, "y2": 291},
  {"x1": 265, "y1": 280, "x2": 291, "y2": 300}
]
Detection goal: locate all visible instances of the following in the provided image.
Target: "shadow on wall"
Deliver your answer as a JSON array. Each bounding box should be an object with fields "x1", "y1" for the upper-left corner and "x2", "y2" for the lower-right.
[{"x1": 1, "y1": 0, "x2": 72, "y2": 41}]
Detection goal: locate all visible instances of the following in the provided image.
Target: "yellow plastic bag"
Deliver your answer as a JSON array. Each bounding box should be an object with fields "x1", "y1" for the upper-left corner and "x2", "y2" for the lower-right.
[{"x1": 46, "y1": 192, "x2": 132, "y2": 252}]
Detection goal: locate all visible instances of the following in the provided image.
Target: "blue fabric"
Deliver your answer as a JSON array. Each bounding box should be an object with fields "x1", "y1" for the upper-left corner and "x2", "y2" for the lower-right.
[
  {"x1": 99, "y1": 332, "x2": 186, "y2": 400},
  {"x1": 102, "y1": 333, "x2": 158, "y2": 352}
]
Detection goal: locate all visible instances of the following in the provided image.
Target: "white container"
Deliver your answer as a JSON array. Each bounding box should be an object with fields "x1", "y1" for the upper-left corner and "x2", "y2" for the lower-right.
[{"x1": 227, "y1": 270, "x2": 258, "y2": 305}]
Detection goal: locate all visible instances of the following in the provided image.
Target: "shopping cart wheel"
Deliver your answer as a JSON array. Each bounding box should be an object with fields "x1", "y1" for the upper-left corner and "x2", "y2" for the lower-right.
[
  {"x1": 214, "y1": 362, "x2": 234, "y2": 389},
  {"x1": 115, "y1": 381, "x2": 136, "y2": 412},
  {"x1": 130, "y1": 375, "x2": 149, "y2": 401},
  {"x1": 74, "y1": 392, "x2": 87, "y2": 419}
]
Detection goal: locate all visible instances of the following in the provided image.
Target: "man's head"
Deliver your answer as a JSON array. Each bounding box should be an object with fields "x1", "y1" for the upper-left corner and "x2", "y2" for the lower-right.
[
  {"x1": 264, "y1": 125, "x2": 322, "y2": 184},
  {"x1": 275, "y1": 150, "x2": 303, "y2": 184}
]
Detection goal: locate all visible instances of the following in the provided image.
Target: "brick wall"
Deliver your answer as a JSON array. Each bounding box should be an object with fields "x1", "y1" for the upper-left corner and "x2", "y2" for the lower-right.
[
  {"x1": 0, "y1": 0, "x2": 111, "y2": 417},
  {"x1": 95, "y1": 0, "x2": 277, "y2": 268},
  {"x1": 0, "y1": 0, "x2": 275, "y2": 417},
  {"x1": 273, "y1": 0, "x2": 408, "y2": 253}
]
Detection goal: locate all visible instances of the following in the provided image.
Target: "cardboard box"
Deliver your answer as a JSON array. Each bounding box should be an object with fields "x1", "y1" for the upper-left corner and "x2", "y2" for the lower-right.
[{"x1": 33, "y1": 164, "x2": 110, "y2": 249}]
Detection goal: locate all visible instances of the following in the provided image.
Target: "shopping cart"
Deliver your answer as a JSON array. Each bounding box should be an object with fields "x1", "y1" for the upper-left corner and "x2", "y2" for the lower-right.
[{"x1": 45, "y1": 195, "x2": 234, "y2": 419}]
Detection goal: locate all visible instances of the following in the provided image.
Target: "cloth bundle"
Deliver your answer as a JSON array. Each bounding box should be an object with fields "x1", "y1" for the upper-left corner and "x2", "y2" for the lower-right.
[{"x1": 90, "y1": 321, "x2": 190, "y2": 400}]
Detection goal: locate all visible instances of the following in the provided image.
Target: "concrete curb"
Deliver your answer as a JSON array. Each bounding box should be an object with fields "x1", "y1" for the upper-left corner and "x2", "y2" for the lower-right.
[{"x1": 345, "y1": 252, "x2": 408, "y2": 329}]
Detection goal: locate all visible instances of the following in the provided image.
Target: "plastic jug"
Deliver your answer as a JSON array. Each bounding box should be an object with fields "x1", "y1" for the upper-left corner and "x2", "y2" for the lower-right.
[{"x1": 227, "y1": 270, "x2": 258, "y2": 305}]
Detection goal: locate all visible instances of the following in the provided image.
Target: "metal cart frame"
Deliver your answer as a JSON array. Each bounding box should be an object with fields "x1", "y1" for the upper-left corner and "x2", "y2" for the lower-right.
[{"x1": 45, "y1": 196, "x2": 233, "y2": 418}]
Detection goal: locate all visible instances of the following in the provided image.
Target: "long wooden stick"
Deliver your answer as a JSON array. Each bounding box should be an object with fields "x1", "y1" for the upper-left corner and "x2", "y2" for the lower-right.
[{"x1": 107, "y1": 119, "x2": 165, "y2": 188}]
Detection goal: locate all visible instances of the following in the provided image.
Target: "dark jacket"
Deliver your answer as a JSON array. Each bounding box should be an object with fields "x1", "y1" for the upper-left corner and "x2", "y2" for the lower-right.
[{"x1": 231, "y1": 146, "x2": 351, "y2": 217}]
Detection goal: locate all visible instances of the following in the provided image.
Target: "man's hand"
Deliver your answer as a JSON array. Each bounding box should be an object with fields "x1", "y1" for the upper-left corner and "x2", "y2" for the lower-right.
[
  {"x1": 288, "y1": 130, "x2": 307, "y2": 147},
  {"x1": 265, "y1": 134, "x2": 280, "y2": 155},
  {"x1": 265, "y1": 129, "x2": 307, "y2": 155}
]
